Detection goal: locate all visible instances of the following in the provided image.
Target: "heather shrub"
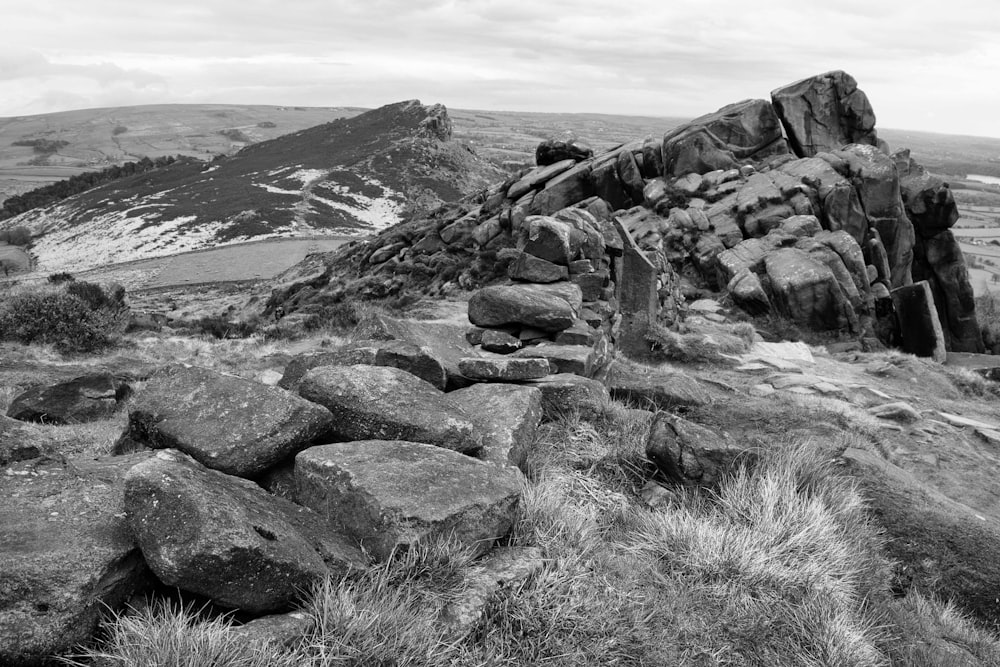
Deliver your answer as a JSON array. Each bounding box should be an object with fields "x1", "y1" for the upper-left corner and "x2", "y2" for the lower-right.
[{"x1": 0, "y1": 284, "x2": 127, "y2": 353}]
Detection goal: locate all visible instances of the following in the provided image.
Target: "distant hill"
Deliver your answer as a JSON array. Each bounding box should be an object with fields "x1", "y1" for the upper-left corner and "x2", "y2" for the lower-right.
[
  {"x1": 0, "y1": 104, "x2": 367, "y2": 203},
  {"x1": 1, "y1": 101, "x2": 502, "y2": 273}
]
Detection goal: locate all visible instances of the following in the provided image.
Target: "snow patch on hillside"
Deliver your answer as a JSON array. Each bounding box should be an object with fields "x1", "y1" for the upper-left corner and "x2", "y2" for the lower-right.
[{"x1": 305, "y1": 175, "x2": 403, "y2": 230}]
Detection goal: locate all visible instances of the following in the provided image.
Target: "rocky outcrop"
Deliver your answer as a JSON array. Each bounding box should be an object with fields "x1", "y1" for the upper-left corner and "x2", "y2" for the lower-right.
[
  {"x1": 295, "y1": 440, "x2": 522, "y2": 560},
  {"x1": 7, "y1": 374, "x2": 130, "y2": 425},
  {"x1": 535, "y1": 139, "x2": 593, "y2": 166},
  {"x1": 122, "y1": 365, "x2": 335, "y2": 478},
  {"x1": 771, "y1": 70, "x2": 878, "y2": 157},
  {"x1": 891, "y1": 281, "x2": 947, "y2": 362},
  {"x1": 297, "y1": 364, "x2": 481, "y2": 453},
  {"x1": 125, "y1": 450, "x2": 364, "y2": 613}
]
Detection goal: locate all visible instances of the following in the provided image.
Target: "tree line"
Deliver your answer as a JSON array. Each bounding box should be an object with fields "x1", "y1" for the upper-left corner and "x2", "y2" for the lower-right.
[{"x1": 0, "y1": 155, "x2": 182, "y2": 221}]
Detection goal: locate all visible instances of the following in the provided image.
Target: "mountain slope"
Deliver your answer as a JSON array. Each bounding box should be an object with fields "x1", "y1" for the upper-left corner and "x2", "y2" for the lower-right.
[{"x1": 4, "y1": 101, "x2": 502, "y2": 273}]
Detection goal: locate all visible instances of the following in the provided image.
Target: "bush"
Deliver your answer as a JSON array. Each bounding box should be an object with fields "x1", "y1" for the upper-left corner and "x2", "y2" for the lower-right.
[
  {"x1": 0, "y1": 226, "x2": 31, "y2": 246},
  {"x1": 47, "y1": 272, "x2": 75, "y2": 284},
  {"x1": 0, "y1": 290, "x2": 116, "y2": 353},
  {"x1": 192, "y1": 314, "x2": 258, "y2": 339}
]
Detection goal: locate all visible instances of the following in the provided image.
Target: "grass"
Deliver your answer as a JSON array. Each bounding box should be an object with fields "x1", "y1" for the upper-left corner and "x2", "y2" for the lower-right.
[
  {"x1": 60, "y1": 397, "x2": 1000, "y2": 665},
  {"x1": 645, "y1": 320, "x2": 756, "y2": 364}
]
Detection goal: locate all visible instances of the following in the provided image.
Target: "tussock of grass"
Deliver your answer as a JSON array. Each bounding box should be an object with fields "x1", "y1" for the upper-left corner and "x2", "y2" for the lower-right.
[
  {"x1": 885, "y1": 591, "x2": 1000, "y2": 666},
  {"x1": 59, "y1": 599, "x2": 304, "y2": 667}
]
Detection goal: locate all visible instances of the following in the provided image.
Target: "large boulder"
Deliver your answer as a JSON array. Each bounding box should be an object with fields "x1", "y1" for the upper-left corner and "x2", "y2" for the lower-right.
[
  {"x1": 447, "y1": 384, "x2": 543, "y2": 472},
  {"x1": 6, "y1": 374, "x2": 129, "y2": 425},
  {"x1": 296, "y1": 440, "x2": 522, "y2": 560},
  {"x1": 123, "y1": 365, "x2": 334, "y2": 478},
  {"x1": 297, "y1": 364, "x2": 481, "y2": 453},
  {"x1": 770, "y1": 70, "x2": 878, "y2": 157},
  {"x1": 535, "y1": 139, "x2": 593, "y2": 166},
  {"x1": 840, "y1": 448, "x2": 1000, "y2": 629},
  {"x1": 468, "y1": 283, "x2": 582, "y2": 332},
  {"x1": 1, "y1": 454, "x2": 150, "y2": 666},
  {"x1": 124, "y1": 450, "x2": 364, "y2": 613},
  {"x1": 661, "y1": 99, "x2": 789, "y2": 177},
  {"x1": 764, "y1": 247, "x2": 857, "y2": 331}
]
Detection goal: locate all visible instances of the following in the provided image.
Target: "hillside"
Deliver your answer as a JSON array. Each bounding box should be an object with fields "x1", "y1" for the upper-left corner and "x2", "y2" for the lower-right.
[
  {"x1": 1, "y1": 101, "x2": 502, "y2": 273},
  {"x1": 0, "y1": 104, "x2": 366, "y2": 202}
]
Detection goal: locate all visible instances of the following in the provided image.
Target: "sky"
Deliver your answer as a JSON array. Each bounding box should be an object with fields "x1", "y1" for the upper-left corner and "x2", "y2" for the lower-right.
[{"x1": 2, "y1": 0, "x2": 999, "y2": 138}]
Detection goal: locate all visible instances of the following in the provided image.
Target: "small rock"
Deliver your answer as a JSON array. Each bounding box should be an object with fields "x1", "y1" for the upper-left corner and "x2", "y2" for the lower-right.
[
  {"x1": 646, "y1": 413, "x2": 753, "y2": 487},
  {"x1": 868, "y1": 402, "x2": 921, "y2": 424},
  {"x1": 750, "y1": 384, "x2": 776, "y2": 397},
  {"x1": 480, "y1": 330, "x2": 523, "y2": 354},
  {"x1": 458, "y1": 357, "x2": 551, "y2": 382}
]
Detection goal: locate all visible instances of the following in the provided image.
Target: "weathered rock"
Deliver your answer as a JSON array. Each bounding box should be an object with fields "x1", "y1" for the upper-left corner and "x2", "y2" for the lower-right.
[
  {"x1": 529, "y1": 163, "x2": 595, "y2": 216},
  {"x1": 590, "y1": 156, "x2": 631, "y2": 211},
  {"x1": 296, "y1": 440, "x2": 522, "y2": 560},
  {"x1": 507, "y1": 250, "x2": 570, "y2": 283},
  {"x1": 606, "y1": 362, "x2": 713, "y2": 410},
  {"x1": 480, "y1": 329, "x2": 523, "y2": 354},
  {"x1": 278, "y1": 339, "x2": 448, "y2": 391},
  {"x1": 124, "y1": 365, "x2": 334, "y2": 478},
  {"x1": 450, "y1": 383, "x2": 543, "y2": 471},
  {"x1": 536, "y1": 139, "x2": 593, "y2": 166},
  {"x1": 661, "y1": 99, "x2": 789, "y2": 177},
  {"x1": 915, "y1": 230, "x2": 984, "y2": 353},
  {"x1": 439, "y1": 546, "x2": 545, "y2": 638},
  {"x1": 764, "y1": 247, "x2": 857, "y2": 331},
  {"x1": 868, "y1": 402, "x2": 921, "y2": 424},
  {"x1": 840, "y1": 448, "x2": 1000, "y2": 629},
  {"x1": 230, "y1": 611, "x2": 313, "y2": 650},
  {"x1": 458, "y1": 357, "x2": 551, "y2": 382},
  {"x1": 646, "y1": 413, "x2": 753, "y2": 486},
  {"x1": 125, "y1": 450, "x2": 363, "y2": 612},
  {"x1": 512, "y1": 343, "x2": 595, "y2": 377},
  {"x1": 519, "y1": 216, "x2": 574, "y2": 265},
  {"x1": 523, "y1": 374, "x2": 611, "y2": 421},
  {"x1": 728, "y1": 269, "x2": 771, "y2": 315},
  {"x1": 354, "y1": 311, "x2": 479, "y2": 390},
  {"x1": 891, "y1": 281, "x2": 947, "y2": 362},
  {"x1": 7, "y1": 374, "x2": 129, "y2": 425},
  {"x1": 614, "y1": 218, "x2": 659, "y2": 359},
  {"x1": 895, "y1": 149, "x2": 959, "y2": 238},
  {"x1": 1, "y1": 454, "x2": 150, "y2": 666},
  {"x1": 297, "y1": 364, "x2": 480, "y2": 453},
  {"x1": 0, "y1": 415, "x2": 43, "y2": 465},
  {"x1": 468, "y1": 283, "x2": 581, "y2": 332},
  {"x1": 616, "y1": 150, "x2": 646, "y2": 204},
  {"x1": 771, "y1": 70, "x2": 878, "y2": 157},
  {"x1": 836, "y1": 144, "x2": 915, "y2": 287},
  {"x1": 554, "y1": 319, "x2": 598, "y2": 346},
  {"x1": 507, "y1": 159, "x2": 576, "y2": 200}
]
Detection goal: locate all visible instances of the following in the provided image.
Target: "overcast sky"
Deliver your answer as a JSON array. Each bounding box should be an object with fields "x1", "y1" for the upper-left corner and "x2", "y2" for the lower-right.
[{"x1": 2, "y1": 0, "x2": 998, "y2": 137}]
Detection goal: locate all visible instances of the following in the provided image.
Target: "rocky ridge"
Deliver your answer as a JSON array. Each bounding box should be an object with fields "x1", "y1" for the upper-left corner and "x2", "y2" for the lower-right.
[{"x1": 268, "y1": 70, "x2": 981, "y2": 357}]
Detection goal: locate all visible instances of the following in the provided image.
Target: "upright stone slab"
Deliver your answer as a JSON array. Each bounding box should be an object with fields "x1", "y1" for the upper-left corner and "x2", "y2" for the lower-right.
[
  {"x1": 123, "y1": 365, "x2": 335, "y2": 478},
  {"x1": 297, "y1": 364, "x2": 481, "y2": 453},
  {"x1": 891, "y1": 281, "x2": 947, "y2": 362},
  {"x1": 296, "y1": 441, "x2": 522, "y2": 560},
  {"x1": 613, "y1": 218, "x2": 659, "y2": 358}
]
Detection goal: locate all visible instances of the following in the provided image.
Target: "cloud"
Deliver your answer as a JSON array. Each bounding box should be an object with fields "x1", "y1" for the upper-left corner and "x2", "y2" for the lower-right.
[{"x1": 0, "y1": 1, "x2": 998, "y2": 136}]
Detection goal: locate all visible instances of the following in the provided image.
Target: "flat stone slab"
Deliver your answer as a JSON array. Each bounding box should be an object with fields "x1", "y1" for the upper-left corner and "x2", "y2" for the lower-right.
[
  {"x1": 1, "y1": 454, "x2": 151, "y2": 665},
  {"x1": 125, "y1": 450, "x2": 364, "y2": 613},
  {"x1": 7, "y1": 374, "x2": 129, "y2": 425},
  {"x1": 124, "y1": 365, "x2": 335, "y2": 478},
  {"x1": 278, "y1": 339, "x2": 447, "y2": 391},
  {"x1": 468, "y1": 283, "x2": 582, "y2": 332},
  {"x1": 606, "y1": 363, "x2": 713, "y2": 410},
  {"x1": 296, "y1": 441, "x2": 522, "y2": 560},
  {"x1": 512, "y1": 342, "x2": 594, "y2": 377},
  {"x1": 458, "y1": 357, "x2": 551, "y2": 382},
  {"x1": 298, "y1": 364, "x2": 481, "y2": 453},
  {"x1": 449, "y1": 383, "x2": 543, "y2": 471},
  {"x1": 937, "y1": 412, "x2": 1000, "y2": 430}
]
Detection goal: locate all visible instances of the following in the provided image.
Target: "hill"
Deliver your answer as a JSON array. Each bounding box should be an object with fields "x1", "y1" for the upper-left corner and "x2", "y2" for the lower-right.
[{"x1": 1, "y1": 101, "x2": 502, "y2": 273}]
